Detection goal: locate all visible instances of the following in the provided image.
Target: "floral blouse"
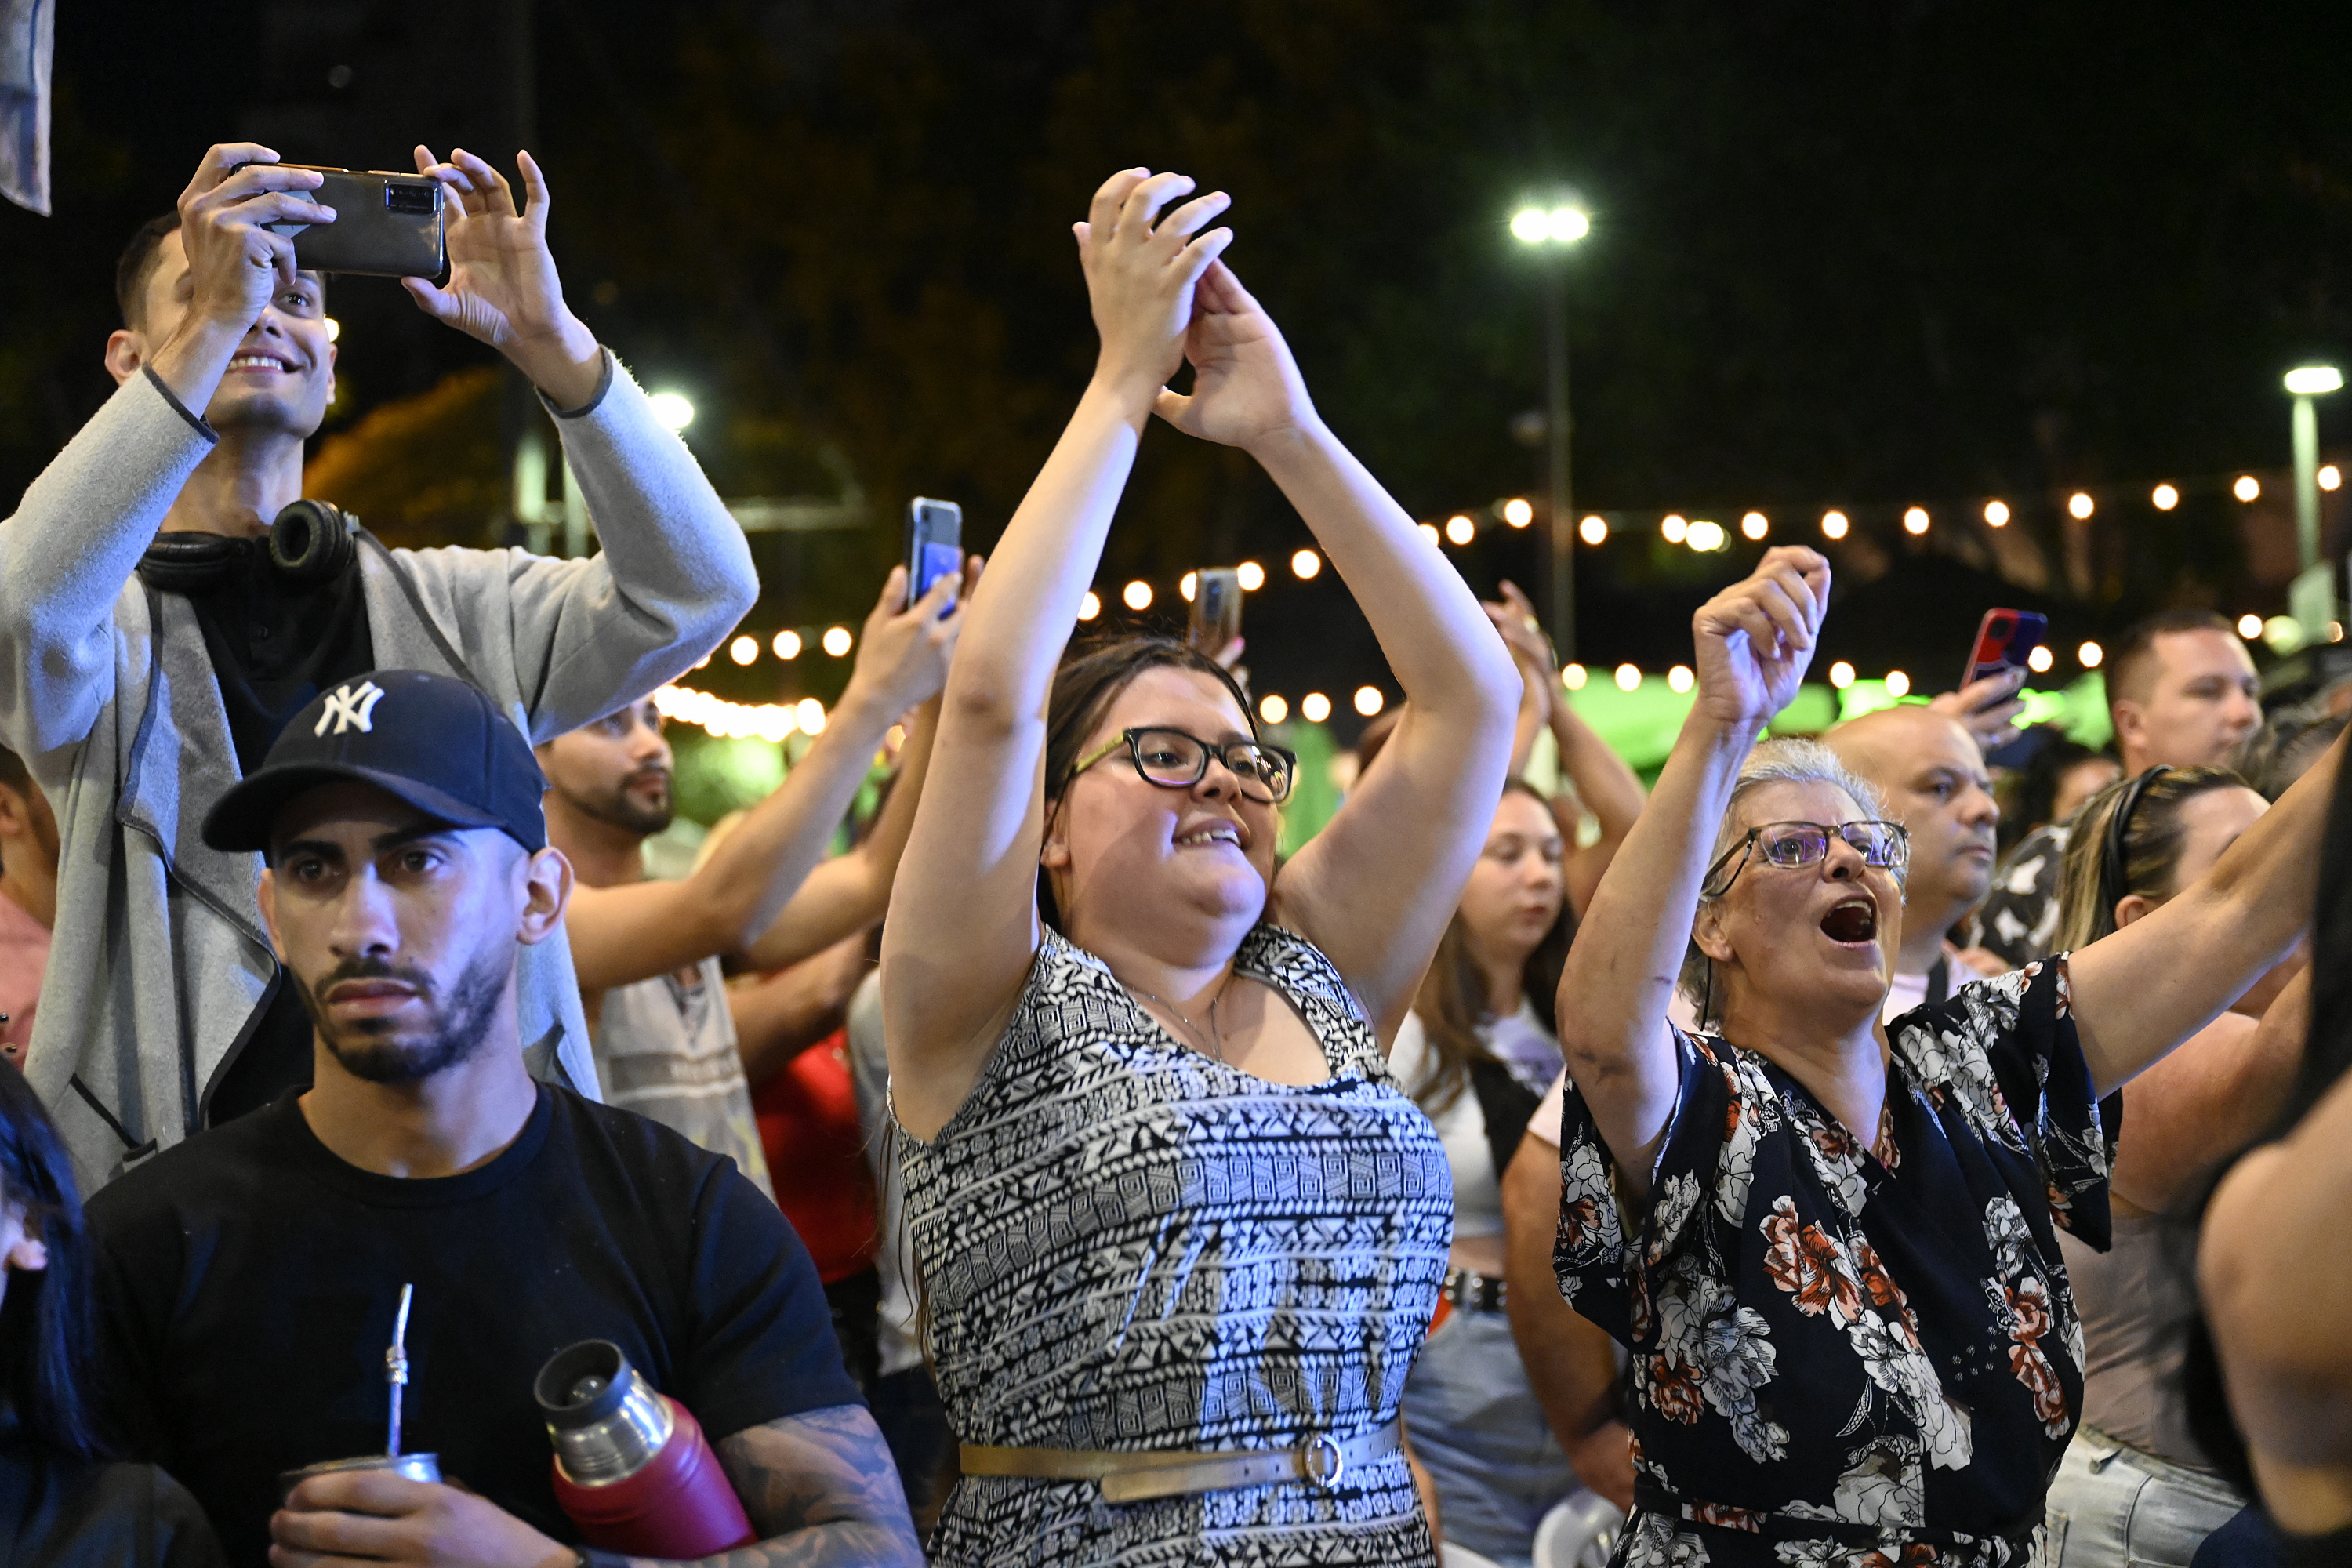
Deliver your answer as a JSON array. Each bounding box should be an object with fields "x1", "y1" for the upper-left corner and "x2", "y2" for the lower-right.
[{"x1": 1553, "y1": 960, "x2": 2111, "y2": 1567}]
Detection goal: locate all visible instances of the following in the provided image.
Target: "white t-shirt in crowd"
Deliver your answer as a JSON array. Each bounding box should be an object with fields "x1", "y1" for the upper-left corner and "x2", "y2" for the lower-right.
[{"x1": 1389, "y1": 1000, "x2": 1561, "y2": 1242}]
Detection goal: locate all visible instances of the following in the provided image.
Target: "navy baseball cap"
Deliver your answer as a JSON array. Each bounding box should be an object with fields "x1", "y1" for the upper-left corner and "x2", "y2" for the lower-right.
[{"x1": 201, "y1": 670, "x2": 547, "y2": 855}]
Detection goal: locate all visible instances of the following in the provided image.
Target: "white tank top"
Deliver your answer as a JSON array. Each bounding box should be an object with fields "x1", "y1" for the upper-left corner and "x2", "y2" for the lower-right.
[{"x1": 1388, "y1": 1002, "x2": 1560, "y2": 1240}]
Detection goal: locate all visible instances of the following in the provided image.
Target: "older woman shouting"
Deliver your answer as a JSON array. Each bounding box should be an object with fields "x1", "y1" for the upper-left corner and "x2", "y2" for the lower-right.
[{"x1": 1550, "y1": 546, "x2": 2343, "y2": 1567}]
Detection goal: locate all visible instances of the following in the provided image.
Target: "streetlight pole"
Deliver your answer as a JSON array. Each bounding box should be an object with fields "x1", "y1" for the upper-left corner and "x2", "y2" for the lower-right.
[
  {"x1": 1513, "y1": 201, "x2": 1589, "y2": 661},
  {"x1": 2285, "y1": 364, "x2": 2343, "y2": 642}
]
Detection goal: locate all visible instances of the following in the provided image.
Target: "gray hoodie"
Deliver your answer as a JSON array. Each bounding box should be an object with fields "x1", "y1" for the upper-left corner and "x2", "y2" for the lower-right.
[{"x1": 0, "y1": 353, "x2": 759, "y2": 1194}]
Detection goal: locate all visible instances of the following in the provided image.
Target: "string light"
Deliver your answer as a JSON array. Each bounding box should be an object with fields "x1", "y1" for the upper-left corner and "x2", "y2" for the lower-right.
[
  {"x1": 1613, "y1": 663, "x2": 1641, "y2": 691},
  {"x1": 1885, "y1": 670, "x2": 1911, "y2": 698},
  {"x1": 655, "y1": 684, "x2": 803, "y2": 742},
  {"x1": 2238, "y1": 613, "x2": 2263, "y2": 640},
  {"x1": 1902, "y1": 507, "x2": 1929, "y2": 535},
  {"x1": 822, "y1": 626, "x2": 853, "y2": 656},
  {"x1": 1123, "y1": 580, "x2": 1153, "y2": 611},
  {"x1": 1236, "y1": 561, "x2": 1265, "y2": 590},
  {"x1": 1828, "y1": 661, "x2": 1855, "y2": 688},
  {"x1": 1502, "y1": 498, "x2": 1535, "y2": 528},
  {"x1": 1418, "y1": 523, "x2": 1441, "y2": 545},
  {"x1": 1578, "y1": 515, "x2": 1609, "y2": 545},
  {"x1": 1740, "y1": 511, "x2": 1769, "y2": 540},
  {"x1": 2027, "y1": 644, "x2": 2054, "y2": 673},
  {"x1": 1686, "y1": 520, "x2": 1728, "y2": 552},
  {"x1": 2325, "y1": 465, "x2": 2343, "y2": 492},
  {"x1": 796, "y1": 697, "x2": 827, "y2": 735},
  {"x1": 1667, "y1": 664, "x2": 1694, "y2": 693},
  {"x1": 1259, "y1": 693, "x2": 1288, "y2": 724},
  {"x1": 728, "y1": 635, "x2": 757, "y2": 666},
  {"x1": 2078, "y1": 641, "x2": 2103, "y2": 668},
  {"x1": 1301, "y1": 691, "x2": 1332, "y2": 722},
  {"x1": 2068, "y1": 492, "x2": 2095, "y2": 520},
  {"x1": 1562, "y1": 663, "x2": 1588, "y2": 690},
  {"x1": 1661, "y1": 514, "x2": 1688, "y2": 543},
  {"x1": 1821, "y1": 510, "x2": 1849, "y2": 540},
  {"x1": 1181, "y1": 572, "x2": 1198, "y2": 602},
  {"x1": 2234, "y1": 475, "x2": 2262, "y2": 502},
  {"x1": 771, "y1": 630, "x2": 801, "y2": 660},
  {"x1": 1984, "y1": 500, "x2": 2010, "y2": 527},
  {"x1": 1078, "y1": 590, "x2": 1102, "y2": 621},
  {"x1": 1354, "y1": 685, "x2": 1385, "y2": 717},
  {"x1": 2152, "y1": 484, "x2": 2180, "y2": 511},
  {"x1": 1445, "y1": 514, "x2": 1476, "y2": 546},
  {"x1": 1291, "y1": 548, "x2": 1323, "y2": 580}
]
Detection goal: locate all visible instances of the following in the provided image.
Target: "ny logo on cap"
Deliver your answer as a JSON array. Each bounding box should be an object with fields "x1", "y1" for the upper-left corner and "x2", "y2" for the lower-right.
[{"x1": 315, "y1": 680, "x2": 387, "y2": 737}]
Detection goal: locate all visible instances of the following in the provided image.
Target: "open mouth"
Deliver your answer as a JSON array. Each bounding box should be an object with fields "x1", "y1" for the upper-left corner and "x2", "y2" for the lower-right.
[
  {"x1": 228, "y1": 352, "x2": 297, "y2": 374},
  {"x1": 1820, "y1": 897, "x2": 1878, "y2": 945},
  {"x1": 1174, "y1": 822, "x2": 1243, "y2": 849}
]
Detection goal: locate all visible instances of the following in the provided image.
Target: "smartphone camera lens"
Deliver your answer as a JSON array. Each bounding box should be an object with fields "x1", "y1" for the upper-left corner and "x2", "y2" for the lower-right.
[{"x1": 384, "y1": 183, "x2": 438, "y2": 216}]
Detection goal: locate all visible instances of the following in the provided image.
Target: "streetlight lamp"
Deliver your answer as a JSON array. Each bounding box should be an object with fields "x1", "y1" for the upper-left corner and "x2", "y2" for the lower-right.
[
  {"x1": 1512, "y1": 200, "x2": 1591, "y2": 659},
  {"x1": 2285, "y1": 365, "x2": 2343, "y2": 642}
]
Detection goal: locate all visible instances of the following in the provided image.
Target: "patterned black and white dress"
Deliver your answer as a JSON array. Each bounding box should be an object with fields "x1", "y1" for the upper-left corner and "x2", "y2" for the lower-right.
[{"x1": 898, "y1": 924, "x2": 1451, "y2": 1566}]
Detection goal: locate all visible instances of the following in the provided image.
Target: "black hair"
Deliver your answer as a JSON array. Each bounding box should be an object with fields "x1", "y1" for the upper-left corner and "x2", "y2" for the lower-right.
[
  {"x1": 0, "y1": 1065, "x2": 107, "y2": 1461},
  {"x1": 115, "y1": 212, "x2": 183, "y2": 331},
  {"x1": 0, "y1": 743, "x2": 27, "y2": 796},
  {"x1": 1998, "y1": 728, "x2": 2112, "y2": 853},
  {"x1": 1037, "y1": 633, "x2": 1258, "y2": 931}
]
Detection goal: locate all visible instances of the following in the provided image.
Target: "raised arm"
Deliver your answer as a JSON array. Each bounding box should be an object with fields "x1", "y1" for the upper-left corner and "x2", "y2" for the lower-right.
[
  {"x1": 735, "y1": 605, "x2": 963, "y2": 975},
  {"x1": 1485, "y1": 580, "x2": 1648, "y2": 918},
  {"x1": 1147, "y1": 265, "x2": 1519, "y2": 1032},
  {"x1": 2068, "y1": 731, "x2": 2345, "y2": 1095},
  {"x1": 881, "y1": 170, "x2": 1232, "y2": 1138},
  {"x1": 565, "y1": 568, "x2": 961, "y2": 993},
  {"x1": 392, "y1": 147, "x2": 757, "y2": 736},
  {"x1": 0, "y1": 143, "x2": 330, "y2": 760},
  {"x1": 1554, "y1": 548, "x2": 1830, "y2": 1195}
]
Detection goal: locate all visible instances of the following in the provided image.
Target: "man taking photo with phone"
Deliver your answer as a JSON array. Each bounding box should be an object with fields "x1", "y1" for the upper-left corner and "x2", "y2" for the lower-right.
[{"x1": 0, "y1": 143, "x2": 758, "y2": 1190}]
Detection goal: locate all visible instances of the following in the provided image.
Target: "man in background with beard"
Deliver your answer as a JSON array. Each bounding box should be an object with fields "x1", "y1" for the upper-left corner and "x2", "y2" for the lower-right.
[
  {"x1": 542, "y1": 562, "x2": 970, "y2": 1191},
  {"x1": 82, "y1": 670, "x2": 921, "y2": 1565}
]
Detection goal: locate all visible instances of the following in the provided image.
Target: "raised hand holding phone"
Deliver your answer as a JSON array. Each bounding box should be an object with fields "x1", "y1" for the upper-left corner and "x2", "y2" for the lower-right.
[{"x1": 403, "y1": 146, "x2": 600, "y2": 408}]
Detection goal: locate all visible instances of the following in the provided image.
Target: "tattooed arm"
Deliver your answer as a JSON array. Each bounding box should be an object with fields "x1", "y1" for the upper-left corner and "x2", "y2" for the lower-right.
[{"x1": 599, "y1": 1405, "x2": 922, "y2": 1568}]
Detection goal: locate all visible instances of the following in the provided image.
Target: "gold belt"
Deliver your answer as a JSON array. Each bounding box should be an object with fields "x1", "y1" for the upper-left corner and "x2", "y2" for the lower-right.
[{"x1": 960, "y1": 1420, "x2": 1403, "y2": 1504}]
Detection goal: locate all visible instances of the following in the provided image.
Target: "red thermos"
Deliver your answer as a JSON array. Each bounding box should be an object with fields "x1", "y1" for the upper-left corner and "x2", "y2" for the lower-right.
[{"x1": 535, "y1": 1340, "x2": 757, "y2": 1556}]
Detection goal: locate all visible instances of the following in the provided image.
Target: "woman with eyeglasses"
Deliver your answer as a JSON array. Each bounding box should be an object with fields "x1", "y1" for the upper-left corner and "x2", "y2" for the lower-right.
[
  {"x1": 2035, "y1": 766, "x2": 2306, "y2": 1568},
  {"x1": 1548, "y1": 546, "x2": 2345, "y2": 1568},
  {"x1": 879, "y1": 169, "x2": 1519, "y2": 1565}
]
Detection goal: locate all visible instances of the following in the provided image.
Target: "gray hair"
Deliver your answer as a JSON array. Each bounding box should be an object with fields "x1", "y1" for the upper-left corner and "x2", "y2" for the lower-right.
[{"x1": 1677, "y1": 738, "x2": 1893, "y2": 1020}]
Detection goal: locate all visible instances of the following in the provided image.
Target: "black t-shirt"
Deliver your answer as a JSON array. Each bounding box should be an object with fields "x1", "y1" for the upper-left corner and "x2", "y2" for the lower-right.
[
  {"x1": 85, "y1": 1086, "x2": 858, "y2": 1564},
  {"x1": 166, "y1": 539, "x2": 376, "y2": 1126}
]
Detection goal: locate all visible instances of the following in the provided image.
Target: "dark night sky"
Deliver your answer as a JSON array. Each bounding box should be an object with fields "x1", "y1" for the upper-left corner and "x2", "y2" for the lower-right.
[{"x1": 6, "y1": 1, "x2": 2352, "y2": 717}]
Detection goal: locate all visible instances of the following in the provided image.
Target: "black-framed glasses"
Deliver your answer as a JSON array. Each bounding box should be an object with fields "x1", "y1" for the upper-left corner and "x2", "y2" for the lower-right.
[
  {"x1": 1700, "y1": 818, "x2": 1909, "y2": 898},
  {"x1": 1068, "y1": 727, "x2": 1298, "y2": 804}
]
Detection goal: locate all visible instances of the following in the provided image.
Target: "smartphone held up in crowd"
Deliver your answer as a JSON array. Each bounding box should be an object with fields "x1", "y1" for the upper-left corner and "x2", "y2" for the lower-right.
[
  {"x1": 905, "y1": 497, "x2": 964, "y2": 615},
  {"x1": 1186, "y1": 566, "x2": 1243, "y2": 657},
  {"x1": 235, "y1": 162, "x2": 447, "y2": 278},
  {"x1": 1962, "y1": 608, "x2": 2047, "y2": 692}
]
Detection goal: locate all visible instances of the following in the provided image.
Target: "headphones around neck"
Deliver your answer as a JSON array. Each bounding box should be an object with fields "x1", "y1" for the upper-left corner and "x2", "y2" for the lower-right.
[
  {"x1": 136, "y1": 499, "x2": 358, "y2": 593},
  {"x1": 2096, "y1": 765, "x2": 2171, "y2": 937}
]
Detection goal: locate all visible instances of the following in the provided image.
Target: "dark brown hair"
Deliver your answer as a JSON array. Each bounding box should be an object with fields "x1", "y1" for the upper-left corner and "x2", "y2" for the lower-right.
[
  {"x1": 2106, "y1": 608, "x2": 2239, "y2": 711},
  {"x1": 1038, "y1": 633, "x2": 1258, "y2": 931},
  {"x1": 115, "y1": 212, "x2": 183, "y2": 331},
  {"x1": 0, "y1": 745, "x2": 27, "y2": 797},
  {"x1": 1409, "y1": 779, "x2": 1573, "y2": 1116}
]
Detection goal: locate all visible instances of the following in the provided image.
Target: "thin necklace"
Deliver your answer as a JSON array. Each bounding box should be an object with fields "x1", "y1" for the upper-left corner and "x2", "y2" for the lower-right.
[{"x1": 1126, "y1": 974, "x2": 1232, "y2": 1062}]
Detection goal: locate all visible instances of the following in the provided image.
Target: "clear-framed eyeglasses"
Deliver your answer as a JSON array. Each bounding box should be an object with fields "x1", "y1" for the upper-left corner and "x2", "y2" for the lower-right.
[
  {"x1": 1068, "y1": 726, "x2": 1298, "y2": 805},
  {"x1": 1700, "y1": 818, "x2": 1909, "y2": 899}
]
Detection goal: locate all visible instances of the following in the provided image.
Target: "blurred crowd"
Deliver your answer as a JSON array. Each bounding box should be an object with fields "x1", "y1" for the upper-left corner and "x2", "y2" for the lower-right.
[{"x1": 2, "y1": 145, "x2": 2350, "y2": 1568}]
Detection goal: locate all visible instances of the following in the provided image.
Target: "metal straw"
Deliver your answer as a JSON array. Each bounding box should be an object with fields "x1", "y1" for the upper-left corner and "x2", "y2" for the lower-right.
[{"x1": 385, "y1": 1283, "x2": 414, "y2": 1457}]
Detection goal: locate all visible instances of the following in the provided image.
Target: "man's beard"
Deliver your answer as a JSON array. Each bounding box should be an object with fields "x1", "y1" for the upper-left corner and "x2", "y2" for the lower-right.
[
  {"x1": 561, "y1": 770, "x2": 673, "y2": 837},
  {"x1": 296, "y1": 943, "x2": 510, "y2": 1086}
]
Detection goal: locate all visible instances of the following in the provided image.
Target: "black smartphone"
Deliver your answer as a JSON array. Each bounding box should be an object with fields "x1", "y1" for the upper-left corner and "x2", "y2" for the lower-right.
[
  {"x1": 1962, "y1": 608, "x2": 2048, "y2": 691},
  {"x1": 240, "y1": 164, "x2": 445, "y2": 278},
  {"x1": 905, "y1": 497, "x2": 964, "y2": 612},
  {"x1": 1187, "y1": 567, "x2": 1243, "y2": 654}
]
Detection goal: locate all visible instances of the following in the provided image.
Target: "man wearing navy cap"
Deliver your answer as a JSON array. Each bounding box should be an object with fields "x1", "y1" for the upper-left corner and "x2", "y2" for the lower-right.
[{"x1": 84, "y1": 671, "x2": 921, "y2": 1568}]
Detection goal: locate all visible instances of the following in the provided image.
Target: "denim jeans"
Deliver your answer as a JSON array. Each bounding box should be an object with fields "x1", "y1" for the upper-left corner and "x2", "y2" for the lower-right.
[
  {"x1": 2043, "y1": 1426, "x2": 2248, "y2": 1568},
  {"x1": 1400, "y1": 1306, "x2": 1582, "y2": 1568}
]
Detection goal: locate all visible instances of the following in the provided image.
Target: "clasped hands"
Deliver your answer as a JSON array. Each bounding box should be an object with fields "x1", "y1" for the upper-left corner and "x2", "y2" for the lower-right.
[{"x1": 1075, "y1": 167, "x2": 1319, "y2": 455}]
